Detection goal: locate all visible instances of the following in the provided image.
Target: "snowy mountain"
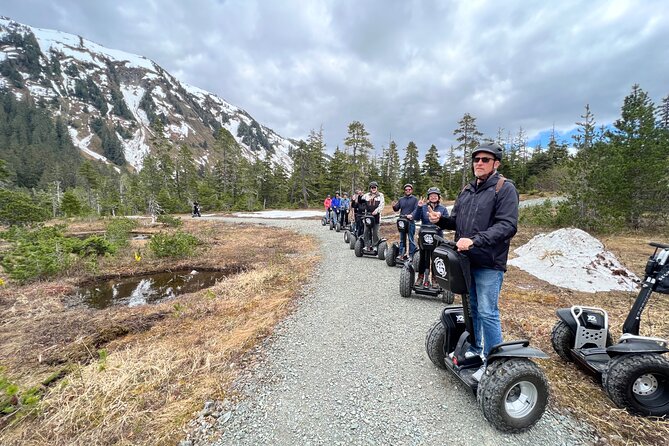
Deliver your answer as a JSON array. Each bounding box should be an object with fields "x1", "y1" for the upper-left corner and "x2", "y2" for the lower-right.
[{"x1": 0, "y1": 17, "x2": 296, "y2": 171}]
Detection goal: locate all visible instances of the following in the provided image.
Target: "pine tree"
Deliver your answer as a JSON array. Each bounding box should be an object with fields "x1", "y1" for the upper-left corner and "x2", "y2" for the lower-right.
[
  {"x1": 421, "y1": 144, "x2": 442, "y2": 191},
  {"x1": 379, "y1": 140, "x2": 401, "y2": 198},
  {"x1": 400, "y1": 141, "x2": 421, "y2": 195},
  {"x1": 453, "y1": 113, "x2": 483, "y2": 188},
  {"x1": 344, "y1": 121, "x2": 373, "y2": 191}
]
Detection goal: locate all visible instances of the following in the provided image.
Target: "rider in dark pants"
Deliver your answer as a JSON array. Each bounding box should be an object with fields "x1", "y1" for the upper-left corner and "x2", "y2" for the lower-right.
[{"x1": 392, "y1": 183, "x2": 418, "y2": 259}]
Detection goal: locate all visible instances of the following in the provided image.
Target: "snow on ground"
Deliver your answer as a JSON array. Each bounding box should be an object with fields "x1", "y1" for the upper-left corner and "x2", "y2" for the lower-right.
[
  {"x1": 232, "y1": 210, "x2": 323, "y2": 219},
  {"x1": 508, "y1": 228, "x2": 639, "y2": 293}
]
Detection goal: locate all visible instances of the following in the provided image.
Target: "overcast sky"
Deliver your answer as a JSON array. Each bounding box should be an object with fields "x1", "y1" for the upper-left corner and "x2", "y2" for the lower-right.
[{"x1": 2, "y1": 0, "x2": 669, "y2": 158}]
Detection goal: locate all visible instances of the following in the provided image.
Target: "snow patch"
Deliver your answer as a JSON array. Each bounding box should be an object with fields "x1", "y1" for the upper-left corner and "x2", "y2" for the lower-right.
[
  {"x1": 69, "y1": 127, "x2": 111, "y2": 164},
  {"x1": 232, "y1": 210, "x2": 323, "y2": 219},
  {"x1": 508, "y1": 228, "x2": 639, "y2": 293}
]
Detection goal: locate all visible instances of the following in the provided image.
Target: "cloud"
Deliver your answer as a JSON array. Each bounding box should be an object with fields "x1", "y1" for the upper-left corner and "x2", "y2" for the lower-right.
[{"x1": 3, "y1": 0, "x2": 669, "y2": 160}]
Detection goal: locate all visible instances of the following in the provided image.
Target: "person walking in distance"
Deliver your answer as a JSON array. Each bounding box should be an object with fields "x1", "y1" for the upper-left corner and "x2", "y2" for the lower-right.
[
  {"x1": 429, "y1": 141, "x2": 519, "y2": 381},
  {"x1": 392, "y1": 183, "x2": 419, "y2": 260},
  {"x1": 361, "y1": 181, "x2": 384, "y2": 251}
]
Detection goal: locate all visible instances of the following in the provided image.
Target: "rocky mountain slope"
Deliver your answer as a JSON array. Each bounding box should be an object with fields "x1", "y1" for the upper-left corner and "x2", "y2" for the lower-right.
[{"x1": 0, "y1": 17, "x2": 295, "y2": 171}]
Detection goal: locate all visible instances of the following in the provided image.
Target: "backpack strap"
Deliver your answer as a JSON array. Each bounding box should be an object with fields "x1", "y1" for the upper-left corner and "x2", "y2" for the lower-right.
[{"x1": 495, "y1": 174, "x2": 506, "y2": 194}]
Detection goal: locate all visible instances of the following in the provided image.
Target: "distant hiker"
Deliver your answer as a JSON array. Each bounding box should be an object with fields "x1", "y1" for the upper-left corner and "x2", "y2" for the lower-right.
[
  {"x1": 429, "y1": 141, "x2": 519, "y2": 381},
  {"x1": 192, "y1": 201, "x2": 201, "y2": 217}
]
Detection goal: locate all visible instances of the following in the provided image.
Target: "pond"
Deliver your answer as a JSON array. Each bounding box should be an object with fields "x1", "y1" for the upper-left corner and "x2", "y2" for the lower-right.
[{"x1": 74, "y1": 269, "x2": 233, "y2": 309}]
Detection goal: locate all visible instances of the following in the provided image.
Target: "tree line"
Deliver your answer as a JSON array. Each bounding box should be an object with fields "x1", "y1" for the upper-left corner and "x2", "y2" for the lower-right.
[{"x1": 0, "y1": 84, "x2": 667, "y2": 232}]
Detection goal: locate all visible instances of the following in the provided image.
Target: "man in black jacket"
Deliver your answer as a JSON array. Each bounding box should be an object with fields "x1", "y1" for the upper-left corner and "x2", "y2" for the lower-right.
[
  {"x1": 429, "y1": 142, "x2": 518, "y2": 378},
  {"x1": 392, "y1": 183, "x2": 419, "y2": 259}
]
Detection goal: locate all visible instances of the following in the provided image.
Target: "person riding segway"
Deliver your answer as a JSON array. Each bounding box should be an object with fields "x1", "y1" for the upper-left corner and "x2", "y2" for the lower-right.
[
  {"x1": 330, "y1": 192, "x2": 341, "y2": 231},
  {"x1": 192, "y1": 201, "x2": 201, "y2": 217},
  {"x1": 347, "y1": 189, "x2": 365, "y2": 248},
  {"x1": 399, "y1": 187, "x2": 453, "y2": 303},
  {"x1": 353, "y1": 181, "x2": 387, "y2": 259},
  {"x1": 387, "y1": 183, "x2": 418, "y2": 267}
]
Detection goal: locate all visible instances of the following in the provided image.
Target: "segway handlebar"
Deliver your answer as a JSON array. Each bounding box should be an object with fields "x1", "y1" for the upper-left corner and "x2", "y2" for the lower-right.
[
  {"x1": 433, "y1": 235, "x2": 456, "y2": 249},
  {"x1": 650, "y1": 241, "x2": 669, "y2": 249}
]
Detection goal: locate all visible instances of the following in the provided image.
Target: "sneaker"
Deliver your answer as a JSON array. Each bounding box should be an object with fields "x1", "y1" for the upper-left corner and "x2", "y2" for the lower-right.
[
  {"x1": 472, "y1": 365, "x2": 485, "y2": 382},
  {"x1": 464, "y1": 350, "x2": 480, "y2": 359},
  {"x1": 414, "y1": 274, "x2": 424, "y2": 287}
]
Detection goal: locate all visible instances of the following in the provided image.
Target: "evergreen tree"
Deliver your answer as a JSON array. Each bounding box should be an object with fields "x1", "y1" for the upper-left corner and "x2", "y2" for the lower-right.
[
  {"x1": 379, "y1": 140, "x2": 401, "y2": 198},
  {"x1": 453, "y1": 113, "x2": 483, "y2": 188},
  {"x1": 343, "y1": 121, "x2": 373, "y2": 191},
  {"x1": 421, "y1": 144, "x2": 442, "y2": 191},
  {"x1": 400, "y1": 141, "x2": 421, "y2": 195}
]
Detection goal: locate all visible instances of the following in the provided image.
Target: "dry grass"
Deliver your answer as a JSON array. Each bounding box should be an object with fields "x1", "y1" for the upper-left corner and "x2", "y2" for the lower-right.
[
  {"x1": 501, "y1": 227, "x2": 669, "y2": 446},
  {"x1": 0, "y1": 219, "x2": 318, "y2": 445}
]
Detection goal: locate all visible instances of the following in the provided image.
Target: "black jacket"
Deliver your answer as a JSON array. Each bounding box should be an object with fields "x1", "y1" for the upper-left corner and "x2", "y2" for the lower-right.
[{"x1": 436, "y1": 172, "x2": 519, "y2": 271}]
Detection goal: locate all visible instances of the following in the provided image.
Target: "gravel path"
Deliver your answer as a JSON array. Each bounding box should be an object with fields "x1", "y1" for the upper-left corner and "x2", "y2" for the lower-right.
[{"x1": 185, "y1": 216, "x2": 596, "y2": 446}]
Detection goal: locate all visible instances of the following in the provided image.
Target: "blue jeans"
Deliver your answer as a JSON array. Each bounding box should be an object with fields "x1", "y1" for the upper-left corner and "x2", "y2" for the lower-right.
[
  {"x1": 469, "y1": 267, "x2": 504, "y2": 358},
  {"x1": 398, "y1": 221, "x2": 417, "y2": 257}
]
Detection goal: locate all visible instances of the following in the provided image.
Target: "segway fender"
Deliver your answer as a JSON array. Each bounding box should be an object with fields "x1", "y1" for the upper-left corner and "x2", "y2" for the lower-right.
[
  {"x1": 556, "y1": 308, "x2": 577, "y2": 334},
  {"x1": 487, "y1": 340, "x2": 549, "y2": 360},
  {"x1": 606, "y1": 340, "x2": 669, "y2": 357}
]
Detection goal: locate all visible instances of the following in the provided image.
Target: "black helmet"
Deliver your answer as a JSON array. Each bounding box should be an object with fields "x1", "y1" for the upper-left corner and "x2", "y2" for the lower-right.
[
  {"x1": 369, "y1": 181, "x2": 379, "y2": 189},
  {"x1": 426, "y1": 187, "x2": 441, "y2": 197},
  {"x1": 403, "y1": 183, "x2": 413, "y2": 190},
  {"x1": 472, "y1": 142, "x2": 503, "y2": 161}
]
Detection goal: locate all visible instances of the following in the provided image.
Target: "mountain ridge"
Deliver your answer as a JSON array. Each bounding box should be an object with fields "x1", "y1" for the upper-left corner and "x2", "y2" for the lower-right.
[{"x1": 0, "y1": 16, "x2": 296, "y2": 171}]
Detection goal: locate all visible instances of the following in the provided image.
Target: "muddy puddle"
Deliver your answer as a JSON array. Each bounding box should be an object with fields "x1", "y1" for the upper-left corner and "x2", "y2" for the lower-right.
[{"x1": 74, "y1": 269, "x2": 233, "y2": 309}]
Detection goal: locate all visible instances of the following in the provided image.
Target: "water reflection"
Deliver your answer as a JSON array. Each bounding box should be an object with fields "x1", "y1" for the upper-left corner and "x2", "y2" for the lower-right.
[{"x1": 76, "y1": 270, "x2": 229, "y2": 309}]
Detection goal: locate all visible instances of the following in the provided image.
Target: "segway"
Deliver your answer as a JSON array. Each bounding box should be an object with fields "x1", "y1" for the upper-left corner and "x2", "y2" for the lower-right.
[
  {"x1": 425, "y1": 239, "x2": 550, "y2": 433},
  {"x1": 399, "y1": 224, "x2": 454, "y2": 304},
  {"x1": 551, "y1": 241, "x2": 669, "y2": 417},
  {"x1": 353, "y1": 212, "x2": 387, "y2": 260},
  {"x1": 329, "y1": 208, "x2": 337, "y2": 231},
  {"x1": 336, "y1": 207, "x2": 350, "y2": 233},
  {"x1": 347, "y1": 214, "x2": 363, "y2": 249},
  {"x1": 386, "y1": 216, "x2": 412, "y2": 268}
]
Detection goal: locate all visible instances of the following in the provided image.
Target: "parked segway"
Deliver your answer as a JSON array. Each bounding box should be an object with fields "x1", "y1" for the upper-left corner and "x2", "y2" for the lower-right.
[
  {"x1": 399, "y1": 224, "x2": 454, "y2": 304},
  {"x1": 386, "y1": 216, "x2": 411, "y2": 268},
  {"x1": 353, "y1": 211, "x2": 386, "y2": 260},
  {"x1": 551, "y1": 241, "x2": 669, "y2": 417},
  {"x1": 425, "y1": 238, "x2": 550, "y2": 433}
]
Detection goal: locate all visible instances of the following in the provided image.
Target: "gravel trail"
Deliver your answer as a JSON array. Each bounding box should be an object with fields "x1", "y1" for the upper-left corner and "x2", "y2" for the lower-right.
[{"x1": 189, "y1": 217, "x2": 595, "y2": 446}]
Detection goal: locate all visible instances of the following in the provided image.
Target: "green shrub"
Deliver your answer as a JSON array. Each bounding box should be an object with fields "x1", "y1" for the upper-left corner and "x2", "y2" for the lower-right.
[
  {"x1": 0, "y1": 189, "x2": 50, "y2": 226},
  {"x1": 1, "y1": 367, "x2": 41, "y2": 419},
  {"x1": 149, "y1": 231, "x2": 199, "y2": 258},
  {"x1": 105, "y1": 217, "x2": 137, "y2": 248},
  {"x1": 0, "y1": 225, "x2": 79, "y2": 282},
  {"x1": 74, "y1": 235, "x2": 116, "y2": 257},
  {"x1": 519, "y1": 200, "x2": 560, "y2": 228},
  {"x1": 157, "y1": 214, "x2": 183, "y2": 228}
]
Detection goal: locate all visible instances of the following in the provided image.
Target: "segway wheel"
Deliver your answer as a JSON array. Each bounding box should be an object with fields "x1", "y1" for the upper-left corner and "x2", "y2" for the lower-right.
[
  {"x1": 344, "y1": 231, "x2": 350, "y2": 244},
  {"x1": 349, "y1": 233, "x2": 356, "y2": 250},
  {"x1": 477, "y1": 358, "x2": 549, "y2": 433},
  {"x1": 321, "y1": 217, "x2": 326, "y2": 226},
  {"x1": 399, "y1": 266, "x2": 413, "y2": 298},
  {"x1": 441, "y1": 290, "x2": 455, "y2": 305},
  {"x1": 412, "y1": 251, "x2": 420, "y2": 273},
  {"x1": 378, "y1": 241, "x2": 387, "y2": 260},
  {"x1": 604, "y1": 353, "x2": 669, "y2": 417},
  {"x1": 425, "y1": 320, "x2": 447, "y2": 369},
  {"x1": 550, "y1": 320, "x2": 575, "y2": 362},
  {"x1": 329, "y1": 219, "x2": 334, "y2": 230},
  {"x1": 386, "y1": 244, "x2": 397, "y2": 267},
  {"x1": 336, "y1": 222, "x2": 341, "y2": 232},
  {"x1": 354, "y1": 239, "x2": 363, "y2": 257}
]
